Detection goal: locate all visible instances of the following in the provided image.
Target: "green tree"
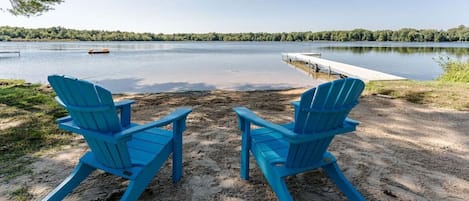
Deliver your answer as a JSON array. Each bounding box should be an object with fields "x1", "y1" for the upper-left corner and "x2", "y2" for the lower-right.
[
  {"x1": 337, "y1": 32, "x2": 349, "y2": 41},
  {"x1": 0, "y1": 25, "x2": 467, "y2": 42},
  {"x1": 5, "y1": 0, "x2": 64, "y2": 17},
  {"x1": 421, "y1": 29, "x2": 436, "y2": 42}
]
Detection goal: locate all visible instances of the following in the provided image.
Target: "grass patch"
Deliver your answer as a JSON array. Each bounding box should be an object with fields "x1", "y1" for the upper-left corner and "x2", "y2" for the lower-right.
[
  {"x1": 364, "y1": 80, "x2": 469, "y2": 110},
  {"x1": 437, "y1": 58, "x2": 469, "y2": 82},
  {"x1": 10, "y1": 186, "x2": 32, "y2": 201},
  {"x1": 288, "y1": 59, "x2": 469, "y2": 110},
  {"x1": 0, "y1": 80, "x2": 71, "y2": 181}
]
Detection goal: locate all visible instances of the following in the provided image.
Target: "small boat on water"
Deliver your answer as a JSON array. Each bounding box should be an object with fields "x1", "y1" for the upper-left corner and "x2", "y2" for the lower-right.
[{"x1": 88, "y1": 48, "x2": 110, "y2": 54}]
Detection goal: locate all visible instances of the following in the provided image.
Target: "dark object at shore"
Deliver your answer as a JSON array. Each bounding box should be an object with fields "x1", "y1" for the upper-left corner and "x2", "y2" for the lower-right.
[
  {"x1": 0, "y1": 51, "x2": 20, "y2": 56},
  {"x1": 88, "y1": 48, "x2": 109, "y2": 54}
]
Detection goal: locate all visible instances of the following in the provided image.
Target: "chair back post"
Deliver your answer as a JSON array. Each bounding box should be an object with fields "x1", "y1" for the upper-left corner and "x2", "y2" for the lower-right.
[{"x1": 119, "y1": 105, "x2": 132, "y2": 128}]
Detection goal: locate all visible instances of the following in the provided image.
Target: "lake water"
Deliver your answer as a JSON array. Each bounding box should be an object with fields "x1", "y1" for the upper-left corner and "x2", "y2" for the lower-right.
[{"x1": 1, "y1": 41, "x2": 468, "y2": 93}]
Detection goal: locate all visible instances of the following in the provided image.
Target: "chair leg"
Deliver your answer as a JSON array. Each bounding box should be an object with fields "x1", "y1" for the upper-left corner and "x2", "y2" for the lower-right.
[
  {"x1": 172, "y1": 152, "x2": 182, "y2": 183},
  {"x1": 120, "y1": 176, "x2": 155, "y2": 201},
  {"x1": 239, "y1": 119, "x2": 251, "y2": 180},
  {"x1": 266, "y1": 175, "x2": 293, "y2": 201},
  {"x1": 42, "y1": 162, "x2": 95, "y2": 201},
  {"x1": 172, "y1": 133, "x2": 183, "y2": 183},
  {"x1": 323, "y1": 162, "x2": 365, "y2": 201},
  {"x1": 240, "y1": 138, "x2": 250, "y2": 180},
  {"x1": 120, "y1": 181, "x2": 145, "y2": 201}
]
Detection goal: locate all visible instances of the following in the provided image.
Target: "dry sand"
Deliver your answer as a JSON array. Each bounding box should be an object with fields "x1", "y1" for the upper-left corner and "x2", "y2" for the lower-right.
[{"x1": 2, "y1": 88, "x2": 468, "y2": 201}]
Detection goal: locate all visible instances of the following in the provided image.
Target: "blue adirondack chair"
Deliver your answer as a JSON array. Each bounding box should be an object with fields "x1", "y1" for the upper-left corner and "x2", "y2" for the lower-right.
[
  {"x1": 233, "y1": 78, "x2": 366, "y2": 201},
  {"x1": 44, "y1": 75, "x2": 192, "y2": 201}
]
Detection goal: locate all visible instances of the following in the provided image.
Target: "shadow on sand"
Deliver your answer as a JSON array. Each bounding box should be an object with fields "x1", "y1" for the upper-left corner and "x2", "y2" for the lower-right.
[{"x1": 4, "y1": 90, "x2": 468, "y2": 200}]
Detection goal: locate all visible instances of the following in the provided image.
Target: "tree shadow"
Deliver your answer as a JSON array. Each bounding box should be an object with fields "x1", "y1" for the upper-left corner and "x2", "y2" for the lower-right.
[
  {"x1": 401, "y1": 91, "x2": 428, "y2": 104},
  {"x1": 13, "y1": 89, "x2": 469, "y2": 201},
  {"x1": 337, "y1": 95, "x2": 469, "y2": 200},
  {"x1": 94, "y1": 77, "x2": 217, "y2": 93},
  {"x1": 93, "y1": 77, "x2": 313, "y2": 93}
]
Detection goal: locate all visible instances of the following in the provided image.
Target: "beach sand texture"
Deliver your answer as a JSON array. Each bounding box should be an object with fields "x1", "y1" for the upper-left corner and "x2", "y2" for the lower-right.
[{"x1": 3, "y1": 89, "x2": 468, "y2": 201}]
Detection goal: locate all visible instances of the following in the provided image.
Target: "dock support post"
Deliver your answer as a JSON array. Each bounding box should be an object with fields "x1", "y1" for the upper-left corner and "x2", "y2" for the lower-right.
[{"x1": 314, "y1": 64, "x2": 319, "y2": 72}]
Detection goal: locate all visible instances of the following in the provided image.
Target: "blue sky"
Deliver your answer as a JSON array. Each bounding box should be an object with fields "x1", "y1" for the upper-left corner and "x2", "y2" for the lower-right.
[{"x1": 0, "y1": 0, "x2": 468, "y2": 33}]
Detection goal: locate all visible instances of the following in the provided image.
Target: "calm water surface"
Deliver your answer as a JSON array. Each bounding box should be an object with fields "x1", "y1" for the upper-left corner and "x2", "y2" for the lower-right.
[{"x1": 0, "y1": 41, "x2": 468, "y2": 93}]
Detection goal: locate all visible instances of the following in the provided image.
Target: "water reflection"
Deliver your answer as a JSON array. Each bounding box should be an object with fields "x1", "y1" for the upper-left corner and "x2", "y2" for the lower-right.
[
  {"x1": 320, "y1": 46, "x2": 469, "y2": 57},
  {"x1": 286, "y1": 61, "x2": 340, "y2": 81},
  {"x1": 1, "y1": 41, "x2": 469, "y2": 91}
]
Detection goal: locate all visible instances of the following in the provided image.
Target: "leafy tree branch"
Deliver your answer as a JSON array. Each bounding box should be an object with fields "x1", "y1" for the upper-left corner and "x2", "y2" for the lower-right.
[{"x1": 5, "y1": 0, "x2": 63, "y2": 17}]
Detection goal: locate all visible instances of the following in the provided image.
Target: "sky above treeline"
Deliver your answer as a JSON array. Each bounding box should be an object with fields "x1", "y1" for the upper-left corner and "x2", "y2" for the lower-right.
[{"x1": 0, "y1": 0, "x2": 468, "y2": 33}]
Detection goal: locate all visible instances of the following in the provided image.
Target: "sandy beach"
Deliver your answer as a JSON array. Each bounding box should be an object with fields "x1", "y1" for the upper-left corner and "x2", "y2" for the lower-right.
[{"x1": 2, "y1": 88, "x2": 468, "y2": 201}]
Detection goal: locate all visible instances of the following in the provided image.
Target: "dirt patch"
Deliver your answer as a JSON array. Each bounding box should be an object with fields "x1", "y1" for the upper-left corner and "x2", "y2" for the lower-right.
[{"x1": 2, "y1": 89, "x2": 468, "y2": 201}]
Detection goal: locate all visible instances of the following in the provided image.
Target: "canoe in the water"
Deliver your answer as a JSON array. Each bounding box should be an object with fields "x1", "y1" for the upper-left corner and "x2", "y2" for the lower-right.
[{"x1": 88, "y1": 48, "x2": 110, "y2": 54}]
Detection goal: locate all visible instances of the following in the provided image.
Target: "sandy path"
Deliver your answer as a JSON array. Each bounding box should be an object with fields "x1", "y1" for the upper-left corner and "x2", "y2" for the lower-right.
[{"x1": 2, "y1": 89, "x2": 468, "y2": 201}]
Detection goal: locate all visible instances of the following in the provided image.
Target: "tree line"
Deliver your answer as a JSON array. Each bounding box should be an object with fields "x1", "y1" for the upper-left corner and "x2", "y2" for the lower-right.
[{"x1": 1, "y1": 25, "x2": 468, "y2": 42}]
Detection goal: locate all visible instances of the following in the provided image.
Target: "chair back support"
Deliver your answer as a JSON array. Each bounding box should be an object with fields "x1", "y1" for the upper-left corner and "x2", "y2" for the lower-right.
[
  {"x1": 48, "y1": 75, "x2": 132, "y2": 169},
  {"x1": 287, "y1": 78, "x2": 365, "y2": 168}
]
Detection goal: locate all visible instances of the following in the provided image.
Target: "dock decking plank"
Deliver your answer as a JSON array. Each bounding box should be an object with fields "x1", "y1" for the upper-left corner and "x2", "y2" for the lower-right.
[{"x1": 283, "y1": 53, "x2": 406, "y2": 81}]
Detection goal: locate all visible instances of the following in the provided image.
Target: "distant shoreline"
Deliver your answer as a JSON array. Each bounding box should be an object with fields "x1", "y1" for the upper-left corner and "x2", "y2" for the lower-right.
[
  {"x1": 2, "y1": 40, "x2": 469, "y2": 43},
  {"x1": 1, "y1": 25, "x2": 468, "y2": 42}
]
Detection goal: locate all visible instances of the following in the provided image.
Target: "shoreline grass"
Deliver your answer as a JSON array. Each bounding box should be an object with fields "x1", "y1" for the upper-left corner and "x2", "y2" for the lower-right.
[
  {"x1": 364, "y1": 80, "x2": 469, "y2": 110},
  {"x1": 0, "y1": 80, "x2": 71, "y2": 182},
  {"x1": 437, "y1": 59, "x2": 469, "y2": 82},
  {"x1": 365, "y1": 59, "x2": 469, "y2": 110},
  {"x1": 289, "y1": 58, "x2": 469, "y2": 110}
]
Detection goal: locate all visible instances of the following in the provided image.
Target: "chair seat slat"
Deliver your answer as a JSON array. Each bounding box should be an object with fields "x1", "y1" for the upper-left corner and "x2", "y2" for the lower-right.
[{"x1": 300, "y1": 101, "x2": 358, "y2": 113}]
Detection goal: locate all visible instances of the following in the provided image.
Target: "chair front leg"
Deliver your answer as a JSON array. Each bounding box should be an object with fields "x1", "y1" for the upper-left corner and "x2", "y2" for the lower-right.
[
  {"x1": 323, "y1": 162, "x2": 365, "y2": 201},
  {"x1": 240, "y1": 118, "x2": 251, "y2": 180},
  {"x1": 172, "y1": 118, "x2": 186, "y2": 183},
  {"x1": 43, "y1": 162, "x2": 95, "y2": 201}
]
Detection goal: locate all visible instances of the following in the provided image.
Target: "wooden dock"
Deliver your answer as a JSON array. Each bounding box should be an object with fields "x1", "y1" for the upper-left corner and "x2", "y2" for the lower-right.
[
  {"x1": 0, "y1": 51, "x2": 20, "y2": 56},
  {"x1": 282, "y1": 53, "x2": 406, "y2": 82}
]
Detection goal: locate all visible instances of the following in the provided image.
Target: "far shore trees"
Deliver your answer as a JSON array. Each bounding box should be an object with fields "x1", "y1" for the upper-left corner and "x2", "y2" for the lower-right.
[{"x1": 0, "y1": 25, "x2": 468, "y2": 42}]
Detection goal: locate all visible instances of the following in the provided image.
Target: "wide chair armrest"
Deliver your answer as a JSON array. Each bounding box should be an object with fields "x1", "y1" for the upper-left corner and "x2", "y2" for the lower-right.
[
  {"x1": 54, "y1": 97, "x2": 136, "y2": 128},
  {"x1": 291, "y1": 101, "x2": 300, "y2": 119},
  {"x1": 233, "y1": 107, "x2": 298, "y2": 139},
  {"x1": 115, "y1": 99, "x2": 136, "y2": 108},
  {"x1": 115, "y1": 107, "x2": 192, "y2": 140},
  {"x1": 291, "y1": 101, "x2": 300, "y2": 108},
  {"x1": 234, "y1": 107, "x2": 360, "y2": 143},
  {"x1": 57, "y1": 107, "x2": 191, "y2": 143},
  {"x1": 57, "y1": 118, "x2": 127, "y2": 144}
]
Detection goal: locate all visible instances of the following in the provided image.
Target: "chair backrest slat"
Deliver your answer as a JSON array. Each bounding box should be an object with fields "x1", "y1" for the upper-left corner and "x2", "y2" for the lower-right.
[
  {"x1": 287, "y1": 78, "x2": 365, "y2": 168},
  {"x1": 49, "y1": 75, "x2": 122, "y2": 132},
  {"x1": 293, "y1": 88, "x2": 315, "y2": 133},
  {"x1": 48, "y1": 75, "x2": 132, "y2": 169}
]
